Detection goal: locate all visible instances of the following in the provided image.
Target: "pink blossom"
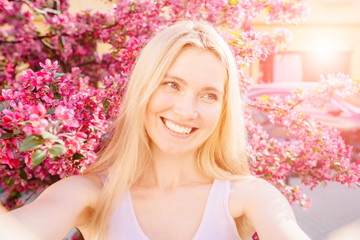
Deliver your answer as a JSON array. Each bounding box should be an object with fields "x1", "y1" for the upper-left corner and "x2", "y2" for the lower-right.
[
  {"x1": 23, "y1": 118, "x2": 48, "y2": 135},
  {"x1": 39, "y1": 59, "x2": 59, "y2": 71},
  {"x1": 55, "y1": 105, "x2": 74, "y2": 121},
  {"x1": 28, "y1": 103, "x2": 47, "y2": 117},
  {"x1": 2, "y1": 89, "x2": 19, "y2": 100},
  {"x1": 54, "y1": 105, "x2": 80, "y2": 128}
]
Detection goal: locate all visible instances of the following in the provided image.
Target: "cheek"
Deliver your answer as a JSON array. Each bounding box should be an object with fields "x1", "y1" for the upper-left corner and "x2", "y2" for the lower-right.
[
  {"x1": 147, "y1": 90, "x2": 176, "y2": 114},
  {"x1": 200, "y1": 103, "x2": 223, "y2": 128}
]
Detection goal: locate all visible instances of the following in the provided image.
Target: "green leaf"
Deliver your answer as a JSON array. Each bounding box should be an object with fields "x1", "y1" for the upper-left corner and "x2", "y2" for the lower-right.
[
  {"x1": 18, "y1": 121, "x2": 32, "y2": 126},
  {"x1": 9, "y1": 190, "x2": 21, "y2": 200},
  {"x1": 31, "y1": 149, "x2": 47, "y2": 166},
  {"x1": 41, "y1": 131, "x2": 57, "y2": 140},
  {"x1": 54, "y1": 139, "x2": 65, "y2": 145},
  {"x1": 4, "y1": 176, "x2": 12, "y2": 185},
  {"x1": 50, "y1": 85, "x2": 57, "y2": 93},
  {"x1": 51, "y1": 156, "x2": 60, "y2": 162},
  {"x1": 50, "y1": 85, "x2": 61, "y2": 100},
  {"x1": 72, "y1": 152, "x2": 85, "y2": 160},
  {"x1": 103, "y1": 99, "x2": 111, "y2": 113},
  {"x1": 49, "y1": 144, "x2": 66, "y2": 156},
  {"x1": 47, "y1": 108, "x2": 55, "y2": 115},
  {"x1": 54, "y1": 92, "x2": 61, "y2": 100},
  {"x1": 13, "y1": 130, "x2": 21, "y2": 135},
  {"x1": 1, "y1": 133, "x2": 13, "y2": 139},
  {"x1": 103, "y1": 99, "x2": 110, "y2": 108},
  {"x1": 74, "y1": 161, "x2": 82, "y2": 169},
  {"x1": 20, "y1": 135, "x2": 44, "y2": 151},
  {"x1": 20, "y1": 169, "x2": 28, "y2": 180},
  {"x1": 54, "y1": 72, "x2": 65, "y2": 80}
]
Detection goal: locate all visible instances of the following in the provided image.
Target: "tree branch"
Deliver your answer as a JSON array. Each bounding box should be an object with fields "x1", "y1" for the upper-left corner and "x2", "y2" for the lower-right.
[
  {"x1": 11, "y1": 0, "x2": 60, "y2": 18},
  {"x1": 0, "y1": 23, "x2": 118, "y2": 44}
]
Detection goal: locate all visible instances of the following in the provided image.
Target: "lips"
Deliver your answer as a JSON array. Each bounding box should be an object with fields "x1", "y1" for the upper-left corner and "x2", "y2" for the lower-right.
[{"x1": 160, "y1": 117, "x2": 198, "y2": 135}]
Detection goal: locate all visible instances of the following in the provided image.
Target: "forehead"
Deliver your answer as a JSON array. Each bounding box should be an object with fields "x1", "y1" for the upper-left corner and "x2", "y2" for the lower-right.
[{"x1": 165, "y1": 46, "x2": 227, "y2": 90}]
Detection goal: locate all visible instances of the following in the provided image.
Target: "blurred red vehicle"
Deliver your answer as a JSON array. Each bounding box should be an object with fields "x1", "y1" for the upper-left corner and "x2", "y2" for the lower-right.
[{"x1": 245, "y1": 82, "x2": 360, "y2": 159}]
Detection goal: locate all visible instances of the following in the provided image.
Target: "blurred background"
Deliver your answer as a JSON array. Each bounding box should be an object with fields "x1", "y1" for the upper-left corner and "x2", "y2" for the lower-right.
[
  {"x1": 34, "y1": 0, "x2": 360, "y2": 239},
  {"x1": 252, "y1": 1, "x2": 360, "y2": 239},
  {"x1": 251, "y1": 0, "x2": 360, "y2": 83}
]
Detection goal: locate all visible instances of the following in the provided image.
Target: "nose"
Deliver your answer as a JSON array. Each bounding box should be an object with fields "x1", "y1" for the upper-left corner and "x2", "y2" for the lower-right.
[{"x1": 173, "y1": 95, "x2": 198, "y2": 120}]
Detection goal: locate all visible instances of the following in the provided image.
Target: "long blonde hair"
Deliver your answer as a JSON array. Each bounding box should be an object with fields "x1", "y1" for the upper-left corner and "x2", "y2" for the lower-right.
[{"x1": 84, "y1": 20, "x2": 250, "y2": 239}]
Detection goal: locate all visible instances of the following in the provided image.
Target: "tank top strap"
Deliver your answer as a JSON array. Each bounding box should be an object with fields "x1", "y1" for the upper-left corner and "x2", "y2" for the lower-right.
[
  {"x1": 207, "y1": 179, "x2": 227, "y2": 206},
  {"x1": 223, "y1": 180, "x2": 232, "y2": 215},
  {"x1": 194, "y1": 179, "x2": 241, "y2": 240},
  {"x1": 205, "y1": 179, "x2": 231, "y2": 208}
]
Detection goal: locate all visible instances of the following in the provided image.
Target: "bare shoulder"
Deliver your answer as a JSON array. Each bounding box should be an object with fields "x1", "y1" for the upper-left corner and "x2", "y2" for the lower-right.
[
  {"x1": 231, "y1": 176, "x2": 282, "y2": 198},
  {"x1": 229, "y1": 176, "x2": 282, "y2": 218},
  {"x1": 228, "y1": 175, "x2": 257, "y2": 217},
  {"x1": 37, "y1": 174, "x2": 103, "y2": 207}
]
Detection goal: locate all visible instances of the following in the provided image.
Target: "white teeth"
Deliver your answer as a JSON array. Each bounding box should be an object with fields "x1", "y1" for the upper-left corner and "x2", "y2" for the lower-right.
[{"x1": 164, "y1": 119, "x2": 192, "y2": 135}]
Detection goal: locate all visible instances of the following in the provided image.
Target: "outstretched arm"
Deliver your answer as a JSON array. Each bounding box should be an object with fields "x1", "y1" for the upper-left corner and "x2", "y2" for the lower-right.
[
  {"x1": 0, "y1": 205, "x2": 40, "y2": 240},
  {"x1": 0, "y1": 174, "x2": 102, "y2": 240},
  {"x1": 232, "y1": 178, "x2": 311, "y2": 240}
]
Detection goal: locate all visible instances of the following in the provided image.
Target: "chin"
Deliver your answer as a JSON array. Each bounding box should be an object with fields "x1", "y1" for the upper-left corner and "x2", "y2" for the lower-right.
[{"x1": 154, "y1": 142, "x2": 198, "y2": 156}]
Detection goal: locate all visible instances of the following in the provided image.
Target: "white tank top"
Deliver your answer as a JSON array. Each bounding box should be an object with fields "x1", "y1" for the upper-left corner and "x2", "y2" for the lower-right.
[{"x1": 99, "y1": 176, "x2": 242, "y2": 240}]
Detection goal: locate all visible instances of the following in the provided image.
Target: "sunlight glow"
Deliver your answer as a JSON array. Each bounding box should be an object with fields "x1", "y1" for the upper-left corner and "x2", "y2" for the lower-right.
[{"x1": 312, "y1": 40, "x2": 337, "y2": 61}]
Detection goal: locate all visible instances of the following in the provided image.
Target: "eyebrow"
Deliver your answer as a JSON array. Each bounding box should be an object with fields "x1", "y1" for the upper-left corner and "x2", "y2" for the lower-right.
[{"x1": 164, "y1": 73, "x2": 224, "y2": 95}]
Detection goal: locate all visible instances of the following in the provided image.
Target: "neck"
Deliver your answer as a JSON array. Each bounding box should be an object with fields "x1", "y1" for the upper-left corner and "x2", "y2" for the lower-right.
[{"x1": 139, "y1": 147, "x2": 207, "y2": 189}]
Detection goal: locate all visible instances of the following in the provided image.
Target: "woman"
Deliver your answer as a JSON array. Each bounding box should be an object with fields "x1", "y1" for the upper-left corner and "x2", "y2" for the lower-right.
[{"x1": 0, "y1": 21, "x2": 310, "y2": 240}]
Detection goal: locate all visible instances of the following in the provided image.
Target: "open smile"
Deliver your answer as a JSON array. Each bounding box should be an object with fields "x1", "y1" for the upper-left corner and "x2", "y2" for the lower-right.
[{"x1": 160, "y1": 117, "x2": 198, "y2": 135}]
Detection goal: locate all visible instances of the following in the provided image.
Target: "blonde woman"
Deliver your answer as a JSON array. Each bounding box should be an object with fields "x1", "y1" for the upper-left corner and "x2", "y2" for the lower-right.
[{"x1": 0, "y1": 21, "x2": 310, "y2": 240}]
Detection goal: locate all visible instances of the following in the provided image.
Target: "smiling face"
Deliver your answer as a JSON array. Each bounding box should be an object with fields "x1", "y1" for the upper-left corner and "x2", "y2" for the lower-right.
[{"x1": 145, "y1": 46, "x2": 227, "y2": 157}]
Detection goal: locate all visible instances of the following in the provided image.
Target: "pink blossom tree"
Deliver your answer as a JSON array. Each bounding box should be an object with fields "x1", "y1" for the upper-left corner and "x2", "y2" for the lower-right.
[{"x1": 0, "y1": 1, "x2": 359, "y2": 238}]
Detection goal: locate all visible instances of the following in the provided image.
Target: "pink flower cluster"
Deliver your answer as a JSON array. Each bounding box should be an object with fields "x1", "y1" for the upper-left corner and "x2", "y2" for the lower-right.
[
  {"x1": 265, "y1": 0, "x2": 310, "y2": 24},
  {"x1": 0, "y1": 59, "x2": 111, "y2": 207},
  {"x1": 245, "y1": 76, "x2": 360, "y2": 207}
]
